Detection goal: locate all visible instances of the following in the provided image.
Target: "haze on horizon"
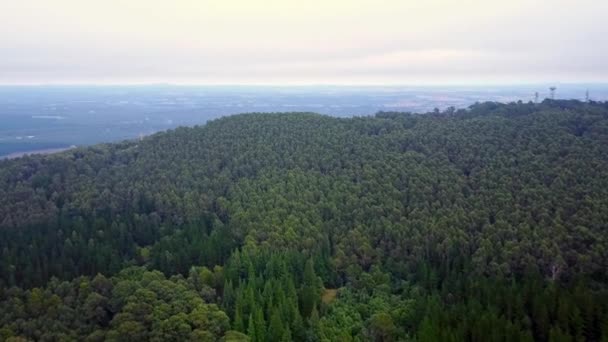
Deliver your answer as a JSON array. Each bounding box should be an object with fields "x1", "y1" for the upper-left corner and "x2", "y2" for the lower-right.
[{"x1": 1, "y1": 0, "x2": 607, "y2": 85}]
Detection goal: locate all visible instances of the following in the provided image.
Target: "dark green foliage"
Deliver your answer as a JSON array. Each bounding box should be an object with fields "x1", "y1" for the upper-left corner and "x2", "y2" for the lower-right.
[{"x1": 1, "y1": 100, "x2": 608, "y2": 340}]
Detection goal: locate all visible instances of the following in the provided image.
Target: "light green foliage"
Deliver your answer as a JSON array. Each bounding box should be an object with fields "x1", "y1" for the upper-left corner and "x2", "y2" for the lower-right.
[{"x1": 0, "y1": 267, "x2": 230, "y2": 341}]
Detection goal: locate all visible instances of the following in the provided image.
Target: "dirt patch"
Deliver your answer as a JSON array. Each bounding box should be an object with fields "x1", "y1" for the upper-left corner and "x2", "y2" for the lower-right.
[{"x1": 322, "y1": 288, "x2": 338, "y2": 305}]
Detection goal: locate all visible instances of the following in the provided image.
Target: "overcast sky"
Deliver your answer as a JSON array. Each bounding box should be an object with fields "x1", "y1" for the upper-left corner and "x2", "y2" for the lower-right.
[{"x1": 1, "y1": 0, "x2": 607, "y2": 85}]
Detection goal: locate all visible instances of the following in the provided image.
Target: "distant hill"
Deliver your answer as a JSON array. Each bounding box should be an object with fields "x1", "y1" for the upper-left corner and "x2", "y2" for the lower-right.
[
  {"x1": 0, "y1": 146, "x2": 76, "y2": 160},
  {"x1": 0, "y1": 100, "x2": 607, "y2": 341}
]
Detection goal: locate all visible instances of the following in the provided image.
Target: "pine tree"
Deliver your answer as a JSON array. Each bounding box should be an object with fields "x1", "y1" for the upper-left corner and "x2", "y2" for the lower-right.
[
  {"x1": 418, "y1": 316, "x2": 438, "y2": 342},
  {"x1": 303, "y1": 258, "x2": 318, "y2": 288},
  {"x1": 223, "y1": 279, "x2": 235, "y2": 315},
  {"x1": 310, "y1": 304, "x2": 320, "y2": 324},
  {"x1": 234, "y1": 300, "x2": 245, "y2": 332},
  {"x1": 549, "y1": 325, "x2": 571, "y2": 342},
  {"x1": 269, "y1": 307, "x2": 285, "y2": 341},
  {"x1": 255, "y1": 307, "x2": 266, "y2": 342},
  {"x1": 301, "y1": 258, "x2": 319, "y2": 318},
  {"x1": 281, "y1": 326, "x2": 292, "y2": 342},
  {"x1": 247, "y1": 313, "x2": 257, "y2": 342},
  {"x1": 290, "y1": 308, "x2": 305, "y2": 341}
]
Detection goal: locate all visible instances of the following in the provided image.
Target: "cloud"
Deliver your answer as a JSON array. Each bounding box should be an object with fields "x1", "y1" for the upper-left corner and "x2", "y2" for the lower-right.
[{"x1": 0, "y1": 0, "x2": 606, "y2": 84}]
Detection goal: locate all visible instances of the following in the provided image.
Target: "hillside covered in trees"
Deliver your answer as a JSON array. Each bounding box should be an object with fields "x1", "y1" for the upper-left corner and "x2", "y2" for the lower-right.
[{"x1": 1, "y1": 100, "x2": 607, "y2": 341}]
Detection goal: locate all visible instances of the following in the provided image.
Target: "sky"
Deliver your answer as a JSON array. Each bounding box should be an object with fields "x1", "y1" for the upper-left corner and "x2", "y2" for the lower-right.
[{"x1": 1, "y1": 0, "x2": 607, "y2": 85}]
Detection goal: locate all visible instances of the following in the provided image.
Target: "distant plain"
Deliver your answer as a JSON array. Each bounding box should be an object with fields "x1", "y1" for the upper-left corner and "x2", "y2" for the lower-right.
[{"x1": 1, "y1": 84, "x2": 606, "y2": 157}]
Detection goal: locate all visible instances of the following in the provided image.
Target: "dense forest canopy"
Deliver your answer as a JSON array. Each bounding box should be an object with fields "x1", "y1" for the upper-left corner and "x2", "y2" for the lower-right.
[{"x1": 0, "y1": 99, "x2": 607, "y2": 341}]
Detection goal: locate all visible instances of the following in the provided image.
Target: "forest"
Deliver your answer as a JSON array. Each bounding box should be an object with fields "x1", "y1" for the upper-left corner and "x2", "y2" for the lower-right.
[{"x1": 0, "y1": 99, "x2": 607, "y2": 341}]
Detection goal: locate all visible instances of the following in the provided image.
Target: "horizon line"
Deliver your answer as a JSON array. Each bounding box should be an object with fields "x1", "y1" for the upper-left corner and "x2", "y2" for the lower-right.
[{"x1": 0, "y1": 81, "x2": 607, "y2": 87}]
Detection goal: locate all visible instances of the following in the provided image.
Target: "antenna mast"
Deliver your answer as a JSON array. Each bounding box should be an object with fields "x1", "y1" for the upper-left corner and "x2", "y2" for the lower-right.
[{"x1": 549, "y1": 87, "x2": 556, "y2": 100}]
